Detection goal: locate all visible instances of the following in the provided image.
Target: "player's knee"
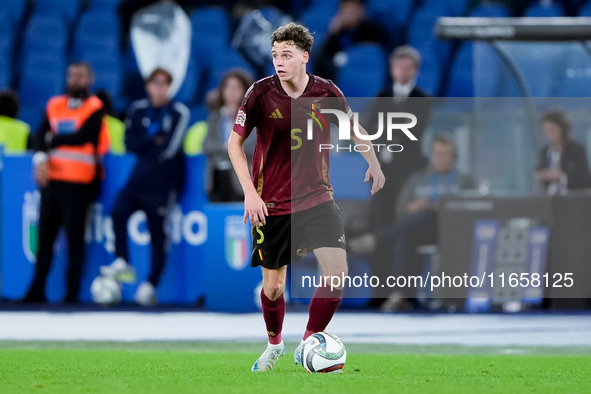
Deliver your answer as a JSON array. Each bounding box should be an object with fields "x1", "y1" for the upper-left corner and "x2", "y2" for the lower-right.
[
  {"x1": 340, "y1": 267, "x2": 348, "y2": 278},
  {"x1": 264, "y1": 281, "x2": 285, "y2": 301},
  {"x1": 325, "y1": 265, "x2": 348, "y2": 279}
]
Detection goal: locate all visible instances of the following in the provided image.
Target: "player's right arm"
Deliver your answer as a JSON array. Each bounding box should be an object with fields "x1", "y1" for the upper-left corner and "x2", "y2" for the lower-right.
[
  {"x1": 228, "y1": 131, "x2": 268, "y2": 226},
  {"x1": 228, "y1": 83, "x2": 268, "y2": 226}
]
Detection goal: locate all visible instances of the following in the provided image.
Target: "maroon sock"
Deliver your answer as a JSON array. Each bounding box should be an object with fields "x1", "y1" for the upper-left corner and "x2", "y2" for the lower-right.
[
  {"x1": 304, "y1": 286, "x2": 343, "y2": 340},
  {"x1": 261, "y1": 288, "x2": 285, "y2": 345}
]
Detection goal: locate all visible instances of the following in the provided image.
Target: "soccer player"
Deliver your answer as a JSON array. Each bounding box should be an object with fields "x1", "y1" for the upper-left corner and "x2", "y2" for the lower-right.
[{"x1": 228, "y1": 22, "x2": 385, "y2": 372}]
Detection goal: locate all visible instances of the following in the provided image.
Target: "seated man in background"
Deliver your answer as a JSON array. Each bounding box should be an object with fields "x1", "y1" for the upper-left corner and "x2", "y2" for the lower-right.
[
  {"x1": 0, "y1": 89, "x2": 29, "y2": 153},
  {"x1": 535, "y1": 109, "x2": 591, "y2": 194},
  {"x1": 100, "y1": 68, "x2": 189, "y2": 306},
  {"x1": 366, "y1": 45, "x2": 431, "y2": 230},
  {"x1": 350, "y1": 134, "x2": 475, "y2": 311}
]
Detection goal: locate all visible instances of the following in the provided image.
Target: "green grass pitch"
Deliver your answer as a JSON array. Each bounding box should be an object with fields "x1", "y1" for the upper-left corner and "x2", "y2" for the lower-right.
[{"x1": 0, "y1": 342, "x2": 590, "y2": 393}]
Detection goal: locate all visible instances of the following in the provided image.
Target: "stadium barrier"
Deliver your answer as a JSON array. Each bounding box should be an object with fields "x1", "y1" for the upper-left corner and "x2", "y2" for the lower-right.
[{"x1": 0, "y1": 154, "x2": 262, "y2": 311}]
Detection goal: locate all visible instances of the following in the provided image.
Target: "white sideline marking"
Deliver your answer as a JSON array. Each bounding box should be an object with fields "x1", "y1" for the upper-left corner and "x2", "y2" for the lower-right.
[{"x1": 0, "y1": 312, "x2": 590, "y2": 346}]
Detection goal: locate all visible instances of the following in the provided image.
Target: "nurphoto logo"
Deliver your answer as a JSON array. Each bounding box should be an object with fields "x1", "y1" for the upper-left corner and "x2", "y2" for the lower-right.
[{"x1": 303, "y1": 108, "x2": 419, "y2": 152}]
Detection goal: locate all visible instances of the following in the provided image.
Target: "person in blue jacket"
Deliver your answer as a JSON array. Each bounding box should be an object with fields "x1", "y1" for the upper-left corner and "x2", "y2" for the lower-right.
[{"x1": 100, "y1": 68, "x2": 189, "y2": 306}]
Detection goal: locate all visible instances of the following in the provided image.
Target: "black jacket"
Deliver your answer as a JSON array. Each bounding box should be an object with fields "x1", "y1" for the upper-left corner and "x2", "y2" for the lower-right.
[
  {"x1": 365, "y1": 85, "x2": 432, "y2": 180},
  {"x1": 537, "y1": 139, "x2": 591, "y2": 190},
  {"x1": 124, "y1": 99, "x2": 190, "y2": 192}
]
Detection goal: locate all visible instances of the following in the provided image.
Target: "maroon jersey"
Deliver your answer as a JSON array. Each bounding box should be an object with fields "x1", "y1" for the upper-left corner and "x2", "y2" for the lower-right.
[{"x1": 233, "y1": 73, "x2": 352, "y2": 215}]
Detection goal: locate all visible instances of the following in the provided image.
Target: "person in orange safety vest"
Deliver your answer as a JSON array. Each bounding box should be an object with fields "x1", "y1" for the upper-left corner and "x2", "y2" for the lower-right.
[{"x1": 22, "y1": 62, "x2": 109, "y2": 304}]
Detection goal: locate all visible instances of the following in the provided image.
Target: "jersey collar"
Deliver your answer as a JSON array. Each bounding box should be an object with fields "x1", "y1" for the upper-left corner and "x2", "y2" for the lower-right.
[{"x1": 274, "y1": 72, "x2": 314, "y2": 98}]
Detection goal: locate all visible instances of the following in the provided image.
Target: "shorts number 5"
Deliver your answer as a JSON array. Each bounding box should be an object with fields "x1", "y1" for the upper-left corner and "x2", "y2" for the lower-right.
[{"x1": 256, "y1": 223, "x2": 264, "y2": 245}]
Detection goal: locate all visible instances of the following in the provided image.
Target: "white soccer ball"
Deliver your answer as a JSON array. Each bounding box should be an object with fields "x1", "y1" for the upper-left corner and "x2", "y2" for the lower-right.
[
  {"x1": 91, "y1": 276, "x2": 122, "y2": 305},
  {"x1": 301, "y1": 331, "x2": 347, "y2": 373}
]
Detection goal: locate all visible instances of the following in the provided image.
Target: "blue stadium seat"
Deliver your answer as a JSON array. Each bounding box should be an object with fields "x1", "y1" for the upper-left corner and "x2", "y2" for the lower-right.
[
  {"x1": 73, "y1": 11, "x2": 120, "y2": 60},
  {"x1": 366, "y1": 0, "x2": 413, "y2": 27},
  {"x1": 0, "y1": 0, "x2": 27, "y2": 27},
  {"x1": 189, "y1": 105, "x2": 208, "y2": 124},
  {"x1": 259, "y1": 5, "x2": 283, "y2": 25},
  {"x1": 300, "y1": 9, "x2": 330, "y2": 49},
  {"x1": 120, "y1": 43, "x2": 146, "y2": 104},
  {"x1": 22, "y1": 16, "x2": 69, "y2": 59},
  {"x1": 308, "y1": 0, "x2": 339, "y2": 15},
  {"x1": 19, "y1": 105, "x2": 44, "y2": 133},
  {"x1": 472, "y1": 42, "x2": 511, "y2": 97},
  {"x1": 407, "y1": 6, "x2": 453, "y2": 64},
  {"x1": 0, "y1": 54, "x2": 10, "y2": 89},
  {"x1": 415, "y1": 50, "x2": 442, "y2": 96},
  {"x1": 580, "y1": 1, "x2": 591, "y2": 16},
  {"x1": 445, "y1": 43, "x2": 473, "y2": 97},
  {"x1": 524, "y1": 1, "x2": 564, "y2": 17},
  {"x1": 422, "y1": 0, "x2": 469, "y2": 16},
  {"x1": 0, "y1": 11, "x2": 13, "y2": 56},
  {"x1": 206, "y1": 50, "x2": 255, "y2": 93},
  {"x1": 82, "y1": 53, "x2": 122, "y2": 98},
  {"x1": 87, "y1": 0, "x2": 121, "y2": 13},
  {"x1": 336, "y1": 44, "x2": 387, "y2": 105},
  {"x1": 407, "y1": 4, "x2": 447, "y2": 42},
  {"x1": 34, "y1": 0, "x2": 81, "y2": 25},
  {"x1": 286, "y1": 0, "x2": 312, "y2": 19},
  {"x1": 503, "y1": 42, "x2": 569, "y2": 97},
  {"x1": 19, "y1": 53, "x2": 66, "y2": 108},
  {"x1": 175, "y1": 53, "x2": 201, "y2": 106},
  {"x1": 559, "y1": 45, "x2": 591, "y2": 97},
  {"x1": 191, "y1": 7, "x2": 230, "y2": 66},
  {"x1": 469, "y1": 4, "x2": 510, "y2": 17}
]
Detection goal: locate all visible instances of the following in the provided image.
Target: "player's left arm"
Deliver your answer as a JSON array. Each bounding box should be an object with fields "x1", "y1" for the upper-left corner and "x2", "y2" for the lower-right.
[{"x1": 350, "y1": 124, "x2": 385, "y2": 195}]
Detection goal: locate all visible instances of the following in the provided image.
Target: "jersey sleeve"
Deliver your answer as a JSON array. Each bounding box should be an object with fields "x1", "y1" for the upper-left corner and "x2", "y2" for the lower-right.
[{"x1": 232, "y1": 83, "x2": 258, "y2": 139}]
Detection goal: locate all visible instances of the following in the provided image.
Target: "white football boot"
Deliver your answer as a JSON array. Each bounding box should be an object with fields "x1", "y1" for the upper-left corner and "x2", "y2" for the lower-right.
[
  {"x1": 294, "y1": 339, "x2": 305, "y2": 365},
  {"x1": 251, "y1": 342, "x2": 285, "y2": 372},
  {"x1": 99, "y1": 257, "x2": 136, "y2": 283},
  {"x1": 134, "y1": 281, "x2": 158, "y2": 306}
]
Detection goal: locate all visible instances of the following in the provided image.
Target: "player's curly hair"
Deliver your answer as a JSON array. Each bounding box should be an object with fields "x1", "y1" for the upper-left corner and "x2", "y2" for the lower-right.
[{"x1": 271, "y1": 22, "x2": 314, "y2": 53}]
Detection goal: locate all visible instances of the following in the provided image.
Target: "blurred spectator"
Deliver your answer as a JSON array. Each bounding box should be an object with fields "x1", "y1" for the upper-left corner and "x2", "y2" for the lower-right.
[
  {"x1": 203, "y1": 68, "x2": 255, "y2": 202},
  {"x1": 22, "y1": 62, "x2": 107, "y2": 304},
  {"x1": 535, "y1": 109, "x2": 591, "y2": 194},
  {"x1": 361, "y1": 46, "x2": 432, "y2": 302},
  {"x1": 0, "y1": 89, "x2": 29, "y2": 153},
  {"x1": 366, "y1": 45, "x2": 432, "y2": 229},
  {"x1": 314, "y1": 0, "x2": 388, "y2": 80},
  {"x1": 96, "y1": 90, "x2": 126, "y2": 155},
  {"x1": 100, "y1": 68, "x2": 189, "y2": 306},
  {"x1": 349, "y1": 135, "x2": 474, "y2": 310},
  {"x1": 184, "y1": 118, "x2": 208, "y2": 156}
]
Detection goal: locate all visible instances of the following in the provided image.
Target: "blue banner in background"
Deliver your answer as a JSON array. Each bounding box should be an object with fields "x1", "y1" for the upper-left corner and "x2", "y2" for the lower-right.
[
  {"x1": 203, "y1": 203, "x2": 260, "y2": 312},
  {"x1": 1, "y1": 153, "x2": 371, "y2": 309},
  {"x1": 0, "y1": 154, "x2": 208, "y2": 304},
  {"x1": 465, "y1": 220, "x2": 499, "y2": 313},
  {"x1": 522, "y1": 226, "x2": 550, "y2": 305}
]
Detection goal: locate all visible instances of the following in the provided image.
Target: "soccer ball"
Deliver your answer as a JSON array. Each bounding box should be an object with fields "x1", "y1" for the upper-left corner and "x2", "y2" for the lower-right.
[
  {"x1": 91, "y1": 275, "x2": 122, "y2": 305},
  {"x1": 301, "y1": 331, "x2": 347, "y2": 373}
]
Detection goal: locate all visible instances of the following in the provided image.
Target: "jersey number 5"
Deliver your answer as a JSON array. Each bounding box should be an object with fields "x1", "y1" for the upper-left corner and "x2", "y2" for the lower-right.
[{"x1": 291, "y1": 128, "x2": 302, "y2": 150}]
